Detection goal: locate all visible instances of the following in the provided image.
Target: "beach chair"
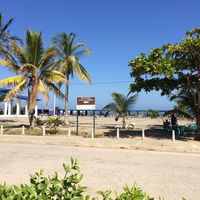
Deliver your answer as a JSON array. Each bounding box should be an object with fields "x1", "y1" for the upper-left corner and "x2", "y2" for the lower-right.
[
  {"x1": 163, "y1": 120, "x2": 171, "y2": 133},
  {"x1": 189, "y1": 123, "x2": 197, "y2": 131},
  {"x1": 176, "y1": 126, "x2": 186, "y2": 136}
]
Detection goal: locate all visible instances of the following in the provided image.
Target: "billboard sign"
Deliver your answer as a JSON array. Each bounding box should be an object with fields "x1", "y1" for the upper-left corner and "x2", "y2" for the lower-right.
[{"x1": 76, "y1": 97, "x2": 95, "y2": 110}]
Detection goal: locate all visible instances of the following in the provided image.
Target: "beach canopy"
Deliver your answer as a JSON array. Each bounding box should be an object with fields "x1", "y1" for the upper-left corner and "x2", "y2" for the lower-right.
[{"x1": 0, "y1": 88, "x2": 41, "y2": 101}]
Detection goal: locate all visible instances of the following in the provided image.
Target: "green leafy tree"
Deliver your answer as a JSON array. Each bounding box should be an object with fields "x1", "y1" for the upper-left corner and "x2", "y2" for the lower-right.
[
  {"x1": 52, "y1": 32, "x2": 91, "y2": 122},
  {"x1": 129, "y1": 28, "x2": 200, "y2": 140},
  {"x1": 0, "y1": 30, "x2": 65, "y2": 127},
  {"x1": 103, "y1": 92, "x2": 138, "y2": 128},
  {"x1": 0, "y1": 13, "x2": 21, "y2": 59}
]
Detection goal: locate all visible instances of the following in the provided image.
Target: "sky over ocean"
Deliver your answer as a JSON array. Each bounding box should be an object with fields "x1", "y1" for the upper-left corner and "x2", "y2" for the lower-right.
[{"x1": 1, "y1": 0, "x2": 200, "y2": 110}]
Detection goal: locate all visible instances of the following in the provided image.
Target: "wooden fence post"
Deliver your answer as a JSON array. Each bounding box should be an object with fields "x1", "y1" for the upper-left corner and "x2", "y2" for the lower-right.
[
  {"x1": 91, "y1": 127, "x2": 94, "y2": 138},
  {"x1": 0, "y1": 125, "x2": 3, "y2": 135},
  {"x1": 142, "y1": 129, "x2": 145, "y2": 140},
  {"x1": 43, "y1": 126, "x2": 46, "y2": 136},
  {"x1": 172, "y1": 130, "x2": 175, "y2": 142},
  {"x1": 117, "y1": 128, "x2": 120, "y2": 139},
  {"x1": 22, "y1": 126, "x2": 25, "y2": 135},
  {"x1": 68, "y1": 126, "x2": 71, "y2": 138}
]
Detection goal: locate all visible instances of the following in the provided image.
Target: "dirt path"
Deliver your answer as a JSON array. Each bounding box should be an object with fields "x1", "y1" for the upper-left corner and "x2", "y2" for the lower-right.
[{"x1": 0, "y1": 143, "x2": 199, "y2": 199}]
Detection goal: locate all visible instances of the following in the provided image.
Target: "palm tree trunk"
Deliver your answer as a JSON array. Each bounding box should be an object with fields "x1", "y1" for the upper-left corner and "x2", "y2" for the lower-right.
[
  {"x1": 64, "y1": 75, "x2": 69, "y2": 123},
  {"x1": 195, "y1": 112, "x2": 200, "y2": 140},
  {"x1": 122, "y1": 115, "x2": 126, "y2": 129},
  {"x1": 28, "y1": 109, "x2": 35, "y2": 128},
  {"x1": 28, "y1": 79, "x2": 39, "y2": 128}
]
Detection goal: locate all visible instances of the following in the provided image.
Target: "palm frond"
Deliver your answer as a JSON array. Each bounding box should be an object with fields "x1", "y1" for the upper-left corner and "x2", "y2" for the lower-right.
[
  {"x1": 102, "y1": 103, "x2": 118, "y2": 113},
  {"x1": 0, "y1": 75, "x2": 26, "y2": 87},
  {"x1": 42, "y1": 70, "x2": 66, "y2": 83},
  {"x1": 51, "y1": 32, "x2": 91, "y2": 82},
  {"x1": 0, "y1": 13, "x2": 22, "y2": 60},
  {"x1": 69, "y1": 32, "x2": 76, "y2": 50},
  {"x1": 0, "y1": 17, "x2": 13, "y2": 35},
  {"x1": 75, "y1": 63, "x2": 91, "y2": 83},
  {"x1": 21, "y1": 63, "x2": 37, "y2": 73},
  {"x1": 126, "y1": 94, "x2": 138, "y2": 111},
  {"x1": 44, "y1": 81, "x2": 64, "y2": 98},
  {"x1": 0, "y1": 59, "x2": 20, "y2": 72},
  {"x1": 103, "y1": 92, "x2": 138, "y2": 116},
  {"x1": 111, "y1": 92, "x2": 126, "y2": 112},
  {"x1": 38, "y1": 47, "x2": 57, "y2": 69},
  {"x1": 169, "y1": 89, "x2": 195, "y2": 119},
  {"x1": 26, "y1": 29, "x2": 43, "y2": 66},
  {"x1": 164, "y1": 108, "x2": 194, "y2": 120},
  {"x1": 38, "y1": 80, "x2": 49, "y2": 104},
  {"x1": 9, "y1": 35, "x2": 23, "y2": 44},
  {"x1": 9, "y1": 40, "x2": 28, "y2": 64},
  {"x1": 74, "y1": 49, "x2": 92, "y2": 58},
  {"x1": 5, "y1": 79, "x2": 26, "y2": 101},
  {"x1": 72, "y1": 42, "x2": 87, "y2": 49}
]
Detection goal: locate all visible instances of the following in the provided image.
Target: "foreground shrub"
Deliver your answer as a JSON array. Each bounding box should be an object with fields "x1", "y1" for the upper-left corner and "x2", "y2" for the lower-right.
[
  {"x1": 0, "y1": 158, "x2": 186, "y2": 200},
  {"x1": 0, "y1": 158, "x2": 87, "y2": 199}
]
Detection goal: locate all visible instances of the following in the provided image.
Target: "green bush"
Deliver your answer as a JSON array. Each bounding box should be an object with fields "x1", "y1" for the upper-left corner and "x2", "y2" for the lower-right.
[
  {"x1": 0, "y1": 158, "x2": 186, "y2": 200},
  {"x1": 0, "y1": 158, "x2": 87, "y2": 199},
  {"x1": 148, "y1": 110, "x2": 159, "y2": 119},
  {"x1": 46, "y1": 116, "x2": 63, "y2": 134}
]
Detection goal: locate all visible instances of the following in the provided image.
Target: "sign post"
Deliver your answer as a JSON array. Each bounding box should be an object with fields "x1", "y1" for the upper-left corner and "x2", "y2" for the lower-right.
[
  {"x1": 93, "y1": 110, "x2": 95, "y2": 134},
  {"x1": 76, "y1": 97, "x2": 96, "y2": 136},
  {"x1": 76, "y1": 111, "x2": 79, "y2": 135}
]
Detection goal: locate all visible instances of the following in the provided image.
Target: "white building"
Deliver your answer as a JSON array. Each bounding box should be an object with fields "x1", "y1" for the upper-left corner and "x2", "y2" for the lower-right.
[{"x1": 0, "y1": 88, "x2": 39, "y2": 117}]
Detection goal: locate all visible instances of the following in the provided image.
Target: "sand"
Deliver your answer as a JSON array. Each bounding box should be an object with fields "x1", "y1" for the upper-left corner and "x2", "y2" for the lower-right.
[{"x1": 0, "y1": 116, "x2": 199, "y2": 199}]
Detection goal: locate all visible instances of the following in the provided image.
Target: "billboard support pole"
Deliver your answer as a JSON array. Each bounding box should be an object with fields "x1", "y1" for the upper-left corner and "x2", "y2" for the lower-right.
[
  {"x1": 93, "y1": 110, "x2": 95, "y2": 135},
  {"x1": 76, "y1": 110, "x2": 79, "y2": 135}
]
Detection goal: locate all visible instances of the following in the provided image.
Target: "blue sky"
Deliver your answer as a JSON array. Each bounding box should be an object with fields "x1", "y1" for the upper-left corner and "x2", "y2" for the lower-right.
[{"x1": 1, "y1": 0, "x2": 200, "y2": 110}]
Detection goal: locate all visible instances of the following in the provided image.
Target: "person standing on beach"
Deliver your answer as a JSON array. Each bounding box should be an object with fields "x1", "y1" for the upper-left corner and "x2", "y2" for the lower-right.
[{"x1": 171, "y1": 114, "x2": 177, "y2": 129}]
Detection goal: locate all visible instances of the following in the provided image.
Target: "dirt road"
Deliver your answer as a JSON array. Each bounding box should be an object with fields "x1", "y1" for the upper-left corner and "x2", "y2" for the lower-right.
[{"x1": 0, "y1": 143, "x2": 199, "y2": 199}]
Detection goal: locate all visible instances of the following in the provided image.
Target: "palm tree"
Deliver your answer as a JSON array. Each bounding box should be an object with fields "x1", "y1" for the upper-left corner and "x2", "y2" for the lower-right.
[
  {"x1": 103, "y1": 92, "x2": 138, "y2": 128},
  {"x1": 164, "y1": 90, "x2": 195, "y2": 120},
  {"x1": 0, "y1": 13, "x2": 21, "y2": 59},
  {"x1": 51, "y1": 32, "x2": 91, "y2": 121},
  {"x1": 0, "y1": 29, "x2": 65, "y2": 127}
]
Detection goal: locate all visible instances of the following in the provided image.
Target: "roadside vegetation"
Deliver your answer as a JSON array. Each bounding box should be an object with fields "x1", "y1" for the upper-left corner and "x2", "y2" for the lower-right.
[{"x1": 0, "y1": 158, "x2": 186, "y2": 200}]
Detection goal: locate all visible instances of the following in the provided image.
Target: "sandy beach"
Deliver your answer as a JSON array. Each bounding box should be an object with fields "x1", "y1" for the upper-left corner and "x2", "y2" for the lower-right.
[{"x1": 0, "y1": 116, "x2": 200, "y2": 199}]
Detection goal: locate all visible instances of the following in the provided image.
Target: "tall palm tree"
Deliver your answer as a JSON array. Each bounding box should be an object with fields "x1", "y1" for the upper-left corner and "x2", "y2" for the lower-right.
[
  {"x1": 0, "y1": 13, "x2": 21, "y2": 59},
  {"x1": 103, "y1": 92, "x2": 138, "y2": 128},
  {"x1": 51, "y1": 32, "x2": 91, "y2": 121},
  {"x1": 0, "y1": 29, "x2": 65, "y2": 127}
]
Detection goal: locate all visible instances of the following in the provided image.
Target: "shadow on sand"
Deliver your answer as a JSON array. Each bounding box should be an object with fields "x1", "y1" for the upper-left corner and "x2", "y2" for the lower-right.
[{"x1": 103, "y1": 125, "x2": 195, "y2": 141}]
